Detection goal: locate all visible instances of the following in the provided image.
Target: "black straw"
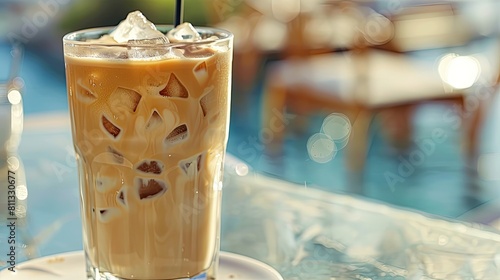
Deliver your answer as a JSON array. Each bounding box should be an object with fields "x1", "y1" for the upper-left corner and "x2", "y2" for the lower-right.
[{"x1": 174, "y1": 0, "x2": 184, "y2": 26}]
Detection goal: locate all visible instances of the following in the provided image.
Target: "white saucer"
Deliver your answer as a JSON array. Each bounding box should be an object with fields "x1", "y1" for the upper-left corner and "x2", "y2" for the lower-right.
[{"x1": 0, "y1": 251, "x2": 283, "y2": 280}]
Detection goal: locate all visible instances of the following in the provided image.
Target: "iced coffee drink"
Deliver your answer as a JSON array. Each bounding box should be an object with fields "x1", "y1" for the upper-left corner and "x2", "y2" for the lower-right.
[{"x1": 63, "y1": 12, "x2": 233, "y2": 280}]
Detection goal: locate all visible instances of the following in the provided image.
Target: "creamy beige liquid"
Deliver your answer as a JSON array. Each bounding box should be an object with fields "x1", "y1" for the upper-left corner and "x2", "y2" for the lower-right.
[{"x1": 65, "y1": 46, "x2": 231, "y2": 279}]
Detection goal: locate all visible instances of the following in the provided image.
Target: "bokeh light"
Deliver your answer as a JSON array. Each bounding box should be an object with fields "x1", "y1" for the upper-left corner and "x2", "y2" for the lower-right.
[
  {"x1": 321, "y1": 113, "x2": 352, "y2": 150},
  {"x1": 7, "y1": 156, "x2": 20, "y2": 171},
  {"x1": 307, "y1": 133, "x2": 337, "y2": 163},
  {"x1": 15, "y1": 205, "x2": 27, "y2": 219},
  {"x1": 16, "y1": 184, "x2": 28, "y2": 201},
  {"x1": 235, "y1": 163, "x2": 249, "y2": 176},
  {"x1": 321, "y1": 114, "x2": 351, "y2": 140},
  {"x1": 363, "y1": 13, "x2": 394, "y2": 45},
  {"x1": 252, "y1": 17, "x2": 288, "y2": 51},
  {"x1": 272, "y1": 0, "x2": 300, "y2": 23},
  {"x1": 438, "y1": 54, "x2": 481, "y2": 89},
  {"x1": 7, "y1": 89, "x2": 22, "y2": 105}
]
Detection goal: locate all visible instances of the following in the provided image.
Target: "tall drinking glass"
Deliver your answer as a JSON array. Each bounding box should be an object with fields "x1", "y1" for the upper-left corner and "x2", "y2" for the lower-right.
[{"x1": 63, "y1": 26, "x2": 233, "y2": 280}]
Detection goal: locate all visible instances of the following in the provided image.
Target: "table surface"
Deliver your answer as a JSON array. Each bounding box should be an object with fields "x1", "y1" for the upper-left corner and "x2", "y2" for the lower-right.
[
  {"x1": 2, "y1": 112, "x2": 500, "y2": 279},
  {"x1": 271, "y1": 37, "x2": 500, "y2": 108}
]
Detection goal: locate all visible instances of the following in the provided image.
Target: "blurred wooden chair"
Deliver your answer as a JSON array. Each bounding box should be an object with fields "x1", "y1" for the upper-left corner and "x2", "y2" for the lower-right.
[{"x1": 259, "y1": 2, "x2": 496, "y2": 186}]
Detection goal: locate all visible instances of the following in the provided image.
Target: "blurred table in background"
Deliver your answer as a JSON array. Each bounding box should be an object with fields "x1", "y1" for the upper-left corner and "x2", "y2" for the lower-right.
[{"x1": 261, "y1": 36, "x2": 500, "y2": 179}]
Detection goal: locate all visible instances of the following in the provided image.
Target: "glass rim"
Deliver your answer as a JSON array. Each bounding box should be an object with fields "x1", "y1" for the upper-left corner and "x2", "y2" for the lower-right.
[{"x1": 63, "y1": 25, "x2": 233, "y2": 48}]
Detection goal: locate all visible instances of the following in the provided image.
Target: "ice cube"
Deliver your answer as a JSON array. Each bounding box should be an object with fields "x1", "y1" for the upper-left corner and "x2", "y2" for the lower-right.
[
  {"x1": 199, "y1": 86, "x2": 216, "y2": 117},
  {"x1": 117, "y1": 188, "x2": 127, "y2": 207},
  {"x1": 95, "y1": 166, "x2": 119, "y2": 192},
  {"x1": 76, "y1": 82, "x2": 97, "y2": 103},
  {"x1": 92, "y1": 34, "x2": 117, "y2": 44},
  {"x1": 93, "y1": 151, "x2": 133, "y2": 168},
  {"x1": 179, "y1": 153, "x2": 204, "y2": 175},
  {"x1": 127, "y1": 37, "x2": 171, "y2": 59},
  {"x1": 107, "y1": 146, "x2": 124, "y2": 164},
  {"x1": 146, "y1": 110, "x2": 163, "y2": 130},
  {"x1": 167, "y1": 22, "x2": 201, "y2": 42},
  {"x1": 95, "y1": 177, "x2": 114, "y2": 192},
  {"x1": 128, "y1": 37, "x2": 169, "y2": 45},
  {"x1": 85, "y1": 35, "x2": 129, "y2": 58},
  {"x1": 136, "y1": 178, "x2": 167, "y2": 200},
  {"x1": 165, "y1": 124, "x2": 188, "y2": 145},
  {"x1": 160, "y1": 74, "x2": 189, "y2": 98},
  {"x1": 97, "y1": 207, "x2": 120, "y2": 223},
  {"x1": 116, "y1": 185, "x2": 129, "y2": 209},
  {"x1": 110, "y1": 11, "x2": 167, "y2": 43},
  {"x1": 108, "y1": 87, "x2": 142, "y2": 120},
  {"x1": 183, "y1": 45, "x2": 216, "y2": 58},
  {"x1": 193, "y1": 61, "x2": 209, "y2": 85},
  {"x1": 102, "y1": 115, "x2": 121, "y2": 138},
  {"x1": 136, "y1": 160, "x2": 164, "y2": 174}
]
